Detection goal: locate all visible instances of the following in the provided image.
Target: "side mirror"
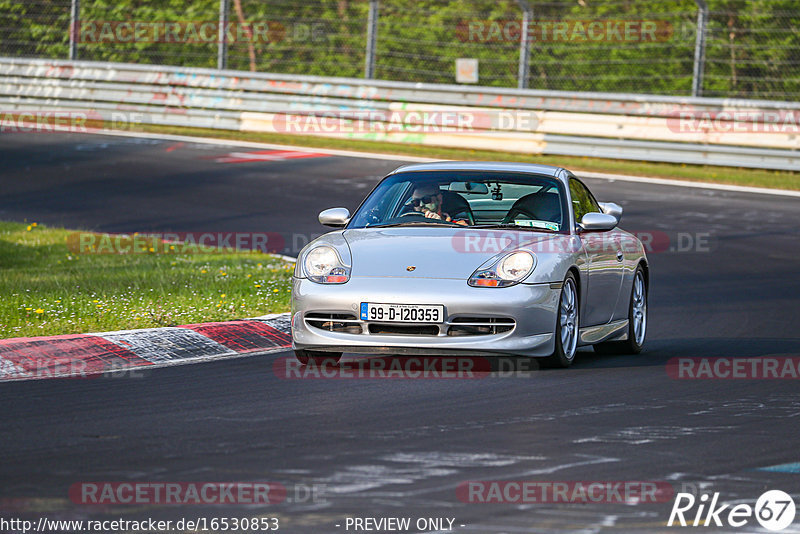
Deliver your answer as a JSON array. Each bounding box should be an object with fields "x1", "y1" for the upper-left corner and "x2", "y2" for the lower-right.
[
  {"x1": 580, "y1": 212, "x2": 618, "y2": 232},
  {"x1": 318, "y1": 207, "x2": 350, "y2": 228},
  {"x1": 599, "y1": 202, "x2": 623, "y2": 222}
]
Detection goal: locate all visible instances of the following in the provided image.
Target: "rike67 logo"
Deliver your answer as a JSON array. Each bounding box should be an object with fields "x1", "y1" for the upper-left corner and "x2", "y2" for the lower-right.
[{"x1": 668, "y1": 490, "x2": 796, "y2": 531}]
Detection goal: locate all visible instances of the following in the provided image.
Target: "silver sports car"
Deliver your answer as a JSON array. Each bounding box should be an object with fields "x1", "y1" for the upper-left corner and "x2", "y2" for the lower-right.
[{"x1": 291, "y1": 162, "x2": 648, "y2": 368}]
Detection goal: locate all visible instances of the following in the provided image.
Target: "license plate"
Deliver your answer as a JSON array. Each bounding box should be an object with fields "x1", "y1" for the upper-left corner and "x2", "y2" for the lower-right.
[{"x1": 360, "y1": 303, "x2": 444, "y2": 323}]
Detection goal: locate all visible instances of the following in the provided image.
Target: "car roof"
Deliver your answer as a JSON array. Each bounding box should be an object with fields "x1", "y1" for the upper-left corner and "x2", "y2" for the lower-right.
[{"x1": 388, "y1": 161, "x2": 570, "y2": 184}]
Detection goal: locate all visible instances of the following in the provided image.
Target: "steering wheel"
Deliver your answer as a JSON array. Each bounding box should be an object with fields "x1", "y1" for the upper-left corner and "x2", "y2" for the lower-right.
[{"x1": 502, "y1": 207, "x2": 537, "y2": 224}]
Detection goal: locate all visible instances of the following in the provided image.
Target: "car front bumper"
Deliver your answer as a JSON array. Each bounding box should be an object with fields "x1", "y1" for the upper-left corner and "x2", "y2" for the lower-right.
[{"x1": 291, "y1": 276, "x2": 560, "y2": 357}]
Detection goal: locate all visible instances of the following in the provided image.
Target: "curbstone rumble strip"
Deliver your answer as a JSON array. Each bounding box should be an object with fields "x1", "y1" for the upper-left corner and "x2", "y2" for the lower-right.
[{"x1": 0, "y1": 314, "x2": 292, "y2": 382}]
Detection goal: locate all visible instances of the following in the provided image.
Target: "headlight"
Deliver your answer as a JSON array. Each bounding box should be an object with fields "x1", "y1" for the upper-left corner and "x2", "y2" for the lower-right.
[
  {"x1": 468, "y1": 251, "x2": 535, "y2": 288},
  {"x1": 303, "y1": 246, "x2": 350, "y2": 284},
  {"x1": 497, "y1": 252, "x2": 534, "y2": 280}
]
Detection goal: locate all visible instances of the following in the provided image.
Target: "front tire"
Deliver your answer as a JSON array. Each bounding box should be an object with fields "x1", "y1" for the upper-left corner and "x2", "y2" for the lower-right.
[
  {"x1": 594, "y1": 266, "x2": 647, "y2": 355},
  {"x1": 543, "y1": 272, "x2": 579, "y2": 368},
  {"x1": 294, "y1": 350, "x2": 342, "y2": 366}
]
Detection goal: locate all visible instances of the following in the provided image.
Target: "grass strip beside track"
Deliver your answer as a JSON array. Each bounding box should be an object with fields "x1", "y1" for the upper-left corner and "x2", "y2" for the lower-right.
[
  {"x1": 0, "y1": 222, "x2": 293, "y2": 339},
  {"x1": 135, "y1": 124, "x2": 800, "y2": 191}
]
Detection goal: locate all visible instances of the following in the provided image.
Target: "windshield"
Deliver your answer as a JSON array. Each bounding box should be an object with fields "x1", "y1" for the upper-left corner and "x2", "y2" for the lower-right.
[{"x1": 348, "y1": 170, "x2": 568, "y2": 233}]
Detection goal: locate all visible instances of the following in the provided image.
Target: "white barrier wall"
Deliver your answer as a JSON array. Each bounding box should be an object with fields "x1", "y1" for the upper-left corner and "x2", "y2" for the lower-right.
[{"x1": 1, "y1": 58, "x2": 798, "y2": 170}]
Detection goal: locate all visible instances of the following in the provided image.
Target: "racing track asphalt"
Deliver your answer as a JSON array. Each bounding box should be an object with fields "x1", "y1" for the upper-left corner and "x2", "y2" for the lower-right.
[{"x1": 1, "y1": 133, "x2": 799, "y2": 533}]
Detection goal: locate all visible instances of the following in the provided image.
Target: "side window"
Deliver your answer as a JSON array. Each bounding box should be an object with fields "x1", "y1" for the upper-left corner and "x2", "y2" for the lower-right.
[{"x1": 569, "y1": 178, "x2": 601, "y2": 224}]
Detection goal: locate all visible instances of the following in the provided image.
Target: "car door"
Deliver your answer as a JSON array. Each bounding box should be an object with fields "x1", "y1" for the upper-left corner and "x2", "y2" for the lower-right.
[{"x1": 569, "y1": 177, "x2": 625, "y2": 326}]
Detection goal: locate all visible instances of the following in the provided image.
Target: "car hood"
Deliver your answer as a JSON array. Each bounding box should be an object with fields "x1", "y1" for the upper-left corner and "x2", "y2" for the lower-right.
[{"x1": 342, "y1": 227, "x2": 568, "y2": 280}]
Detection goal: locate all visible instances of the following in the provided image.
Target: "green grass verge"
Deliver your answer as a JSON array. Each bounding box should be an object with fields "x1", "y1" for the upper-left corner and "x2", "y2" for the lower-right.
[
  {"x1": 137, "y1": 124, "x2": 800, "y2": 191},
  {"x1": 0, "y1": 221, "x2": 293, "y2": 339}
]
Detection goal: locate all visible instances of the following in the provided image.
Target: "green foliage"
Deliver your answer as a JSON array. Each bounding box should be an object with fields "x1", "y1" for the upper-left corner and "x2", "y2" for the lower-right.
[{"x1": 1, "y1": 0, "x2": 797, "y2": 98}]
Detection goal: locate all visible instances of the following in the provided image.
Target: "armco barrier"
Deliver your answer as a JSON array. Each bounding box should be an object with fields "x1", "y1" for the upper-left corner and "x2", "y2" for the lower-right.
[{"x1": 1, "y1": 57, "x2": 798, "y2": 170}]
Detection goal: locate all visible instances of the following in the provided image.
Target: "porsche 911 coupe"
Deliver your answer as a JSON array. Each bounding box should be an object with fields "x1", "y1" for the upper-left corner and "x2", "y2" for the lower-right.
[{"x1": 291, "y1": 162, "x2": 648, "y2": 368}]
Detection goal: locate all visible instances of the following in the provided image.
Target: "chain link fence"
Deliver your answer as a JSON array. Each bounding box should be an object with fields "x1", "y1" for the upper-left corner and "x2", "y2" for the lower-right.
[
  {"x1": 705, "y1": 3, "x2": 800, "y2": 99},
  {"x1": 0, "y1": 0, "x2": 72, "y2": 59},
  {"x1": 1, "y1": 0, "x2": 798, "y2": 99}
]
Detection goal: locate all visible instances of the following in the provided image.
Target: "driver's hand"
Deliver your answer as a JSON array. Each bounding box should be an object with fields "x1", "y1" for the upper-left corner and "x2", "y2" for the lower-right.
[{"x1": 423, "y1": 210, "x2": 442, "y2": 220}]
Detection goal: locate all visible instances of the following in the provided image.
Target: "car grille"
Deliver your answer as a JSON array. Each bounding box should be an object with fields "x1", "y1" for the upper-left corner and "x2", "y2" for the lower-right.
[
  {"x1": 368, "y1": 324, "x2": 440, "y2": 336},
  {"x1": 304, "y1": 313, "x2": 362, "y2": 334},
  {"x1": 447, "y1": 317, "x2": 515, "y2": 336}
]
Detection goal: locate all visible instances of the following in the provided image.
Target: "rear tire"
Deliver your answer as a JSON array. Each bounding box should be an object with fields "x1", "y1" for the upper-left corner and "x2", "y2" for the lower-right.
[
  {"x1": 294, "y1": 350, "x2": 342, "y2": 366},
  {"x1": 594, "y1": 266, "x2": 647, "y2": 355},
  {"x1": 542, "y1": 272, "x2": 579, "y2": 368}
]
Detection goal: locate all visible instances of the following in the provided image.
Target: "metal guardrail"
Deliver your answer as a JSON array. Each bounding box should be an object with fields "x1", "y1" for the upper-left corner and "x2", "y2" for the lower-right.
[{"x1": 1, "y1": 57, "x2": 798, "y2": 171}]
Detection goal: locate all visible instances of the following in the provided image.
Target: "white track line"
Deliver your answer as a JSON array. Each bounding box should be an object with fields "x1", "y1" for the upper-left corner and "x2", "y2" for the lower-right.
[
  {"x1": 577, "y1": 170, "x2": 800, "y2": 198},
  {"x1": 98, "y1": 130, "x2": 800, "y2": 198},
  {"x1": 104, "y1": 129, "x2": 439, "y2": 163}
]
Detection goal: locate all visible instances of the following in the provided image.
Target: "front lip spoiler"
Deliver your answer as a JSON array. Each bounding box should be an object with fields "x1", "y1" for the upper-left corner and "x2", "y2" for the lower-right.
[{"x1": 293, "y1": 332, "x2": 554, "y2": 358}]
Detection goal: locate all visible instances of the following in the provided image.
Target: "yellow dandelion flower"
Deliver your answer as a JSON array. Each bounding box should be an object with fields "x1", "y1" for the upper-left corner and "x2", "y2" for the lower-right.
[
  {"x1": 32, "y1": 222, "x2": 37, "y2": 227},
  {"x1": 55, "y1": 300, "x2": 61, "y2": 303},
  {"x1": 25, "y1": 307, "x2": 32, "y2": 311},
  {"x1": 257, "y1": 263, "x2": 262, "y2": 267},
  {"x1": 26, "y1": 225, "x2": 32, "y2": 231},
  {"x1": 273, "y1": 289, "x2": 279, "y2": 293},
  {"x1": 96, "y1": 304, "x2": 102, "y2": 308},
  {"x1": 246, "y1": 274, "x2": 252, "y2": 278},
  {"x1": 220, "y1": 272, "x2": 227, "y2": 276},
  {"x1": 220, "y1": 294, "x2": 226, "y2": 299},
  {"x1": 254, "y1": 284, "x2": 262, "y2": 288},
  {"x1": 34, "y1": 309, "x2": 44, "y2": 314},
  {"x1": 92, "y1": 299, "x2": 99, "y2": 303},
  {"x1": 201, "y1": 269, "x2": 207, "y2": 274}
]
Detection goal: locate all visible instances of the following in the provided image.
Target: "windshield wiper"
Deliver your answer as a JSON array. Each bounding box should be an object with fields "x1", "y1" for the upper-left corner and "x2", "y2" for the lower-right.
[
  {"x1": 368, "y1": 221, "x2": 461, "y2": 228},
  {"x1": 472, "y1": 223, "x2": 558, "y2": 233}
]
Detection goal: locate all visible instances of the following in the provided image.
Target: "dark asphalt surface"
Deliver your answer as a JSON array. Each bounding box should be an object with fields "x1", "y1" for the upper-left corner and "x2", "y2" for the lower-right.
[{"x1": 1, "y1": 132, "x2": 800, "y2": 533}]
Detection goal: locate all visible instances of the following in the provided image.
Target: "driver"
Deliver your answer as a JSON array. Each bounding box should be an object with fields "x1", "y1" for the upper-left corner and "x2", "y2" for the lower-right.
[{"x1": 411, "y1": 184, "x2": 467, "y2": 225}]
